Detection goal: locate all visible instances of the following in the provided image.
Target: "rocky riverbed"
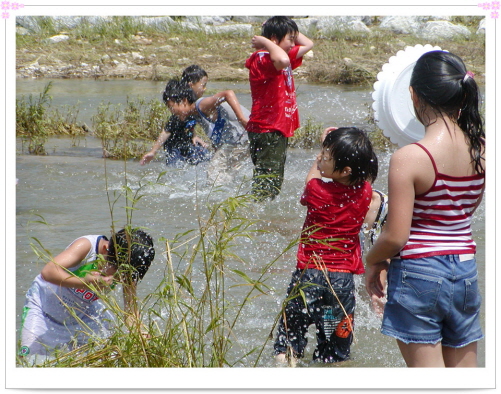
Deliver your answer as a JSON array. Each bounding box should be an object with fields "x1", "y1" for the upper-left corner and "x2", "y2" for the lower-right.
[{"x1": 16, "y1": 15, "x2": 485, "y2": 84}]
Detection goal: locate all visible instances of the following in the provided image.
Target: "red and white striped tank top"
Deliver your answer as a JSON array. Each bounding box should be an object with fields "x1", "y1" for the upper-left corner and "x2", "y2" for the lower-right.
[{"x1": 399, "y1": 143, "x2": 485, "y2": 259}]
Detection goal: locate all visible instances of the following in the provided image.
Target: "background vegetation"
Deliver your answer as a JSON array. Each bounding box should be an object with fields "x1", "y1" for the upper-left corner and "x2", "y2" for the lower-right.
[
  {"x1": 16, "y1": 16, "x2": 485, "y2": 157},
  {"x1": 16, "y1": 16, "x2": 485, "y2": 84}
]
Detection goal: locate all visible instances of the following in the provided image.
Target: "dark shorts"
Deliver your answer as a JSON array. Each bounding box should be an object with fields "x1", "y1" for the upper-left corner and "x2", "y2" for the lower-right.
[
  {"x1": 165, "y1": 145, "x2": 212, "y2": 167},
  {"x1": 248, "y1": 130, "x2": 288, "y2": 200},
  {"x1": 382, "y1": 255, "x2": 483, "y2": 348},
  {"x1": 274, "y1": 268, "x2": 355, "y2": 363}
]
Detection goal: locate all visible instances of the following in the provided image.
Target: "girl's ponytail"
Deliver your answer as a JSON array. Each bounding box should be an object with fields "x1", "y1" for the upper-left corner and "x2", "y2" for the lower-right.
[
  {"x1": 458, "y1": 73, "x2": 485, "y2": 174},
  {"x1": 411, "y1": 51, "x2": 485, "y2": 174}
]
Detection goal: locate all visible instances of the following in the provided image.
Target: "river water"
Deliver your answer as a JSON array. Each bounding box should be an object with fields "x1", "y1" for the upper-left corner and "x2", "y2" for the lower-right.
[{"x1": 15, "y1": 79, "x2": 485, "y2": 368}]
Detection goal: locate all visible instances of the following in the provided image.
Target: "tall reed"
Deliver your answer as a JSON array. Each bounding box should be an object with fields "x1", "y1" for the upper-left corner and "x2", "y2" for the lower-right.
[
  {"x1": 92, "y1": 97, "x2": 169, "y2": 160},
  {"x1": 16, "y1": 82, "x2": 52, "y2": 155}
]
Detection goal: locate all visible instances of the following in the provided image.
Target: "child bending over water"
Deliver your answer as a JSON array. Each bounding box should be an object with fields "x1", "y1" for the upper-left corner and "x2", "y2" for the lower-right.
[{"x1": 19, "y1": 228, "x2": 155, "y2": 362}]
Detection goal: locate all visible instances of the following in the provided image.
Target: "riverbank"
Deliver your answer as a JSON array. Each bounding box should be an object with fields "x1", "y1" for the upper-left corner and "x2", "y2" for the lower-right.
[{"x1": 16, "y1": 15, "x2": 485, "y2": 86}]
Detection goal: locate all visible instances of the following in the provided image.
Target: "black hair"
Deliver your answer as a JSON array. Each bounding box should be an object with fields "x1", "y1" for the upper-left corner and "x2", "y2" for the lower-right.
[
  {"x1": 162, "y1": 78, "x2": 197, "y2": 105},
  {"x1": 107, "y1": 228, "x2": 155, "y2": 282},
  {"x1": 410, "y1": 50, "x2": 485, "y2": 174},
  {"x1": 323, "y1": 127, "x2": 378, "y2": 186},
  {"x1": 261, "y1": 16, "x2": 298, "y2": 43},
  {"x1": 181, "y1": 64, "x2": 208, "y2": 85}
]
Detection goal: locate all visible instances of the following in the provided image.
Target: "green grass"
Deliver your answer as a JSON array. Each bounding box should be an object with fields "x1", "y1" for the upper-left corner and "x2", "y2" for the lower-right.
[
  {"x1": 16, "y1": 82, "x2": 88, "y2": 154},
  {"x1": 92, "y1": 96, "x2": 169, "y2": 160},
  {"x1": 290, "y1": 116, "x2": 325, "y2": 149}
]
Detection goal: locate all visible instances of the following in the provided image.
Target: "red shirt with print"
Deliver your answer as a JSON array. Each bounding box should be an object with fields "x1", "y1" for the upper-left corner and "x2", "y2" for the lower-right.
[
  {"x1": 245, "y1": 45, "x2": 302, "y2": 137},
  {"x1": 296, "y1": 178, "x2": 372, "y2": 274}
]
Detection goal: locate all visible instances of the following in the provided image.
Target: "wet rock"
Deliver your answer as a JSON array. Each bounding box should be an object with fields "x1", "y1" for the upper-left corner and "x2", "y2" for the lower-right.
[
  {"x1": 205, "y1": 24, "x2": 253, "y2": 35},
  {"x1": 177, "y1": 21, "x2": 204, "y2": 32},
  {"x1": 132, "y1": 35, "x2": 153, "y2": 45},
  {"x1": 417, "y1": 21, "x2": 471, "y2": 40},
  {"x1": 139, "y1": 16, "x2": 175, "y2": 31},
  {"x1": 157, "y1": 44, "x2": 174, "y2": 52},
  {"x1": 16, "y1": 26, "x2": 30, "y2": 35},
  {"x1": 293, "y1": 17, "x2": 319, "y2": 34},
  {"x1": 315, "y1": 16, "x2": 371, "y2": 37},
  {"x1": 45, "y1": 34, "x2": 70, "y2": 44},
  {"x1": 16, "y1": 16, "x2": 40, "y2": 32},
  {"x1": 17, "y1": 16, "x2": 110, "y2": 33},
  {"x1": 231, "y1": 16, "x2": 269, "y2": 24},
  {"x1": 379, "y1": 16, "x2": 427, "y2": 34},
  {"x1": 343, "y1": 57, "x2": 353, "y2": 66},
  {"x1": 477, "y1": 18, "x2": 486, "y2": 35},
  {"x1": 131, "y1": 52, "x2": 144, "y2": 61},
  {"x1": 428, "y1": 15, "x2": 453, "y2": 21},
  {"x1": 185, "y1": 16, "x2": 231, "y2": 25}
]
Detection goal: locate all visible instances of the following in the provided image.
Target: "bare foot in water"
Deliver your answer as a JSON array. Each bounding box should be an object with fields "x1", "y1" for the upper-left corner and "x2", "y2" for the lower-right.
[{"x1": 275, "y1": 353, "x2": 298, "y2": 367}]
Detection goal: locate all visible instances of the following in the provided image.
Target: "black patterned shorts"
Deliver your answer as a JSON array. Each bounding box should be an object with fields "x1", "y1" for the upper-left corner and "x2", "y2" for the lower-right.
[{"x1": 274, "y1": 268, "x2": 355, "y2": 363}]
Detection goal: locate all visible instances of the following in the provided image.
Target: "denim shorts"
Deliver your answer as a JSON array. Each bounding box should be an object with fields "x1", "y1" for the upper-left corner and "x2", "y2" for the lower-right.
[{"x1": 381, "y1": 255, "x2": 483, "y2": 348}]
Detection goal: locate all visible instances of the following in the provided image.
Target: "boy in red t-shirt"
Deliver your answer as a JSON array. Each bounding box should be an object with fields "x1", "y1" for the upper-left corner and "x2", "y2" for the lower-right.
[
  {"x1": 245, "y1": 16, "x2": 313, "y2": 200},
  {"x1": 274, "y1": 127, "x2": 379, "y2": 365}
]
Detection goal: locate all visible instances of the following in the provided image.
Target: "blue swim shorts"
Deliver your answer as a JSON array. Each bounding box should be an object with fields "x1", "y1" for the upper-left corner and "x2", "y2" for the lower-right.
[{"x1": 381, "y1": 254, "x2": 483, "y2": 348}]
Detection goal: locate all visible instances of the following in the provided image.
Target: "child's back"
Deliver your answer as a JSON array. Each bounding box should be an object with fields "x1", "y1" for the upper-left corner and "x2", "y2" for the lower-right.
[
  {"x1": 365, "y1": 50, "x2": 485, "y2": 368},
  {"x1": 245, "y1": 44, "x2": 302, "y2": 137},
  {"x1": 297, "y1": 176, "x2": 372, "y2": 274},
  {"x1": 274, "y1": 127, "x2": 378, "y2": 364}
]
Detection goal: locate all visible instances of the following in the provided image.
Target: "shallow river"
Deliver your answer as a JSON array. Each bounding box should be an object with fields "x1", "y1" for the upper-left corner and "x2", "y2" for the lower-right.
[{"x1": 15, "y1": 79, "x2": 485, "y2": 368}]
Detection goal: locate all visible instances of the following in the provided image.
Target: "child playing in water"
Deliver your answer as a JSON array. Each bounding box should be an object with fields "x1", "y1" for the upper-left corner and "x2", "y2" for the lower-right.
[
  {"x1": 161, "y1": 77, "x2": 250, "y2": 185},
  {"x1": 140, "y1": 80, "x2": 211, "y2": 167},
  {"x1": 246, "y1": 16, "x2": 314, "y2": 200},
  {"x1": 181, "y1": 64, "x2": 209, "y2": 98},
  {"x1": 19, "y1": 228, "x2": 155, "y2": 360},
  {"x1": 274, "y1": 127, "x2": 378, "y2": 365},
  {"x1": 365, "y1": 51, "x2": 485, "y2": 367},
  {"x1": 140, "y1": 65, "x2": 211, "y2": 167}
]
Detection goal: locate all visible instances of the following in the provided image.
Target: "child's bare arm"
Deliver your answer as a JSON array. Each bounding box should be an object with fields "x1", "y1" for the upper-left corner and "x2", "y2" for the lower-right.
[
  {"x1": 140, "y1": 130, "x2": 171, "y2": 165},
  {"x1": 305, "y1": 156, "x2": 321, "y2": 184},
  {"x1": 251, "y1": 35, "x2": 290, "y2": 70},
  {"x1": 200, "y1": 91, "x2": 249, "y2": 127},
  {"x1": 123, "y1": 280, "x2": 138, "y2": 317},
  {"x1": 192, "y1": 135, "x2": 208, "y2": 148},
  {"x1": 305, "y1": 127, "x2": 339, "y2": 184},
  {"x1": 41, "y1": 238, "x2": 114, "y2": 290},
  {"x1": 295, "y1": 32, "x2": 314, "y2": 59},
  {"x1": 366, "y1": 147, "x2": 416, "y2": 265},
  {"x1": 322, "y1": 126, "x2": 338, "y2": 142},
  {"x1": 122, "y1": 280, "x2": 149, "y2": 337}
]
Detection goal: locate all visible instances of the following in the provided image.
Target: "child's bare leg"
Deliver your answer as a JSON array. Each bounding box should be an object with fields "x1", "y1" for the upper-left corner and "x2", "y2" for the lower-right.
[
  {"x1": 443, "y1": 342, "x2": 478, "y2": 367},
  {"x1": 275, "y1": 351, "x2": 298, "y2": 367},
  {"x1": 397, "y1": 340, "x2": 446, "y2": 367}
]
